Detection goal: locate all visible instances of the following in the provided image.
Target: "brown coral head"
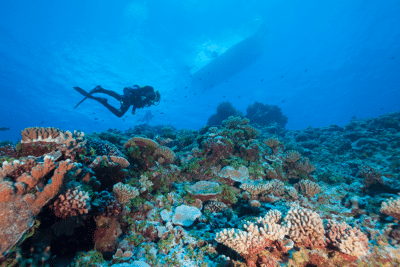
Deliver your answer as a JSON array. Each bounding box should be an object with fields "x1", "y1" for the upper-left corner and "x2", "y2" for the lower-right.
[{"x1": 51, "y1": 187, "x2": 91, "y2": 219}]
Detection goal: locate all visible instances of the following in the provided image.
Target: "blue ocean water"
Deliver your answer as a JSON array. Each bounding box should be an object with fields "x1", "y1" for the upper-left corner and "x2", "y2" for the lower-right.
[{"x1": 0, "y1": 0, "x2": 399, "y2": 141}]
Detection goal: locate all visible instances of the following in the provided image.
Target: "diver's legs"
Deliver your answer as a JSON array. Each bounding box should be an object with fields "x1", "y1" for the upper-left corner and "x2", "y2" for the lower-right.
[
  {"x1": 90, "y1": 86, "x2": 123, "y2": 101},
  {"x1": 94, "y1": 98, "x2": 130, "y2": 118},
  {"x1": 74, "y1": 87, "x2": 99, "y2": 109}
]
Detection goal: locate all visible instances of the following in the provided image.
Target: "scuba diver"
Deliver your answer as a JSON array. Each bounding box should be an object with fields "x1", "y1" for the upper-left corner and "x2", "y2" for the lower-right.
[{"x1": 73, "y1": 85, "x2": 161, "y2": 118}]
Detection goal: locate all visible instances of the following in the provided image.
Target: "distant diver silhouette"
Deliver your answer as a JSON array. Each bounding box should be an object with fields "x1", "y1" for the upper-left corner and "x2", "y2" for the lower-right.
[
  {"x1": 191, "y1": 22, "x2": 268, "y2": 90},
  {"x1": 73, "y1": 85, "x2": 160, "y2": 118}
]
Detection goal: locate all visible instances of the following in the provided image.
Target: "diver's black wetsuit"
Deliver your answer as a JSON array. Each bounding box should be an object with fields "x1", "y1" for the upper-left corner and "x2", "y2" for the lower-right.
[{"x1": 74, "y1": 85, "x2": 159, "y2": 118}]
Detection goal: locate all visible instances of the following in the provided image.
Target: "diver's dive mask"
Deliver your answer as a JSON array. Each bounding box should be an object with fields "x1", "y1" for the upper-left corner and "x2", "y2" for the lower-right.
[{"x1": 147, "y1": 90, "x2": 160, "y2": 106}]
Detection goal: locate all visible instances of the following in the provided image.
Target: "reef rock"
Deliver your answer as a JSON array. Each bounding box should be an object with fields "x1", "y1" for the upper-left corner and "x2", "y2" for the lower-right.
[
  {"x1": 218, "y1": 165, "x2": 249, "y2": 183},
  {"x1": 160, "y1": 209, "x2": 173, "y2": 222},
  {"x1": 172, "y1": 205, "x2": 201, "y2": 227},
  {"x1": 186, "y1": 181, "x2": 222, "y2": 201}
]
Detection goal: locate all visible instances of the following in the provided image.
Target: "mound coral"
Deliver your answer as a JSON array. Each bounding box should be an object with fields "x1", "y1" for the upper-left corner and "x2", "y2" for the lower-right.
[
  {"x1": 202, "y1": 136, "x2": 233, "y2": 164},
  {"x1": 92, "y1": 191, "x2": 122, "y2": 217},
  {"x1": 86, "y1": 137, "x2": 125, "y2": 158}
]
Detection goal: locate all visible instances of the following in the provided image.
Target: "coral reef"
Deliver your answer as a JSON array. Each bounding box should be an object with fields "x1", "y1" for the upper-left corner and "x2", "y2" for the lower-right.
[
  {"x1": 124, "y1": 137, "x2": 175, "y2": 170},
  {"x1": 246, "y1": 101, "x2": 288, "y2": 128},
  {"x1": 1, "y1": 111, "x2": 400, "y2": 267},
  {"x1": 207, "y1": 102, "x2": 244, "y2": 126}
]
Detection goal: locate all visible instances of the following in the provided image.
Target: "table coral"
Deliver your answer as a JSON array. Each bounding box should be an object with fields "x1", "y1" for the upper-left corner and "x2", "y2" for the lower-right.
[{"x1": 19, "y1": 127, "x2": 86, "y2": 160}]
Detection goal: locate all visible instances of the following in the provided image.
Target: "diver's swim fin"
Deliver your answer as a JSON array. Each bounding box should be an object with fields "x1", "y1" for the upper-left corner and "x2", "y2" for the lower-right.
[{"x1": 73, "y1": 87, "x2": 93, "y2": 109}]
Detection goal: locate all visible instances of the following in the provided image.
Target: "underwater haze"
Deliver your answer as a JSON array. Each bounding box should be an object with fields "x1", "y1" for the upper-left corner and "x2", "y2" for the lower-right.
[
  {"x1": 3, "y1": 1, "x2": 400, "y2": 266},
  {"x1": 0, "y1": 0, "x2": 399, "y2": 140}
]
